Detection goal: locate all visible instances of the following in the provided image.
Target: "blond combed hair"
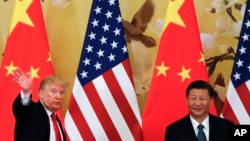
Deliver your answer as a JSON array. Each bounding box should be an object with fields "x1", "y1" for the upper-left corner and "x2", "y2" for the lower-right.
[{"x1": 39, "y1": 75, "x2": 69, "y2": 91}]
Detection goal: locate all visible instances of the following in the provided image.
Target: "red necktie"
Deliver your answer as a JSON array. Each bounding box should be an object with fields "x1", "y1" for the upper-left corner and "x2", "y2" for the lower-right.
[{"x1": 51, "y1": 113, "x2": 62, "y2": 141}]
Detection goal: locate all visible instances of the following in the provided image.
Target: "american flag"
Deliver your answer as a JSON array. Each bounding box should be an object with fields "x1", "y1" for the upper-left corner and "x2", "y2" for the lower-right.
[
  {"x1": 64, "y1": 0, "x2": 142, "y2": 140},
  {"x1": 221, "y1": 1, "x2": 250, "y2": 124}
]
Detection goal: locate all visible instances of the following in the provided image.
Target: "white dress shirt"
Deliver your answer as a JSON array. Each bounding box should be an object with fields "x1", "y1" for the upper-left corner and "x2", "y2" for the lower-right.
[{"x1": 190, "y1": 115, "x2": 209, "y2": 141}]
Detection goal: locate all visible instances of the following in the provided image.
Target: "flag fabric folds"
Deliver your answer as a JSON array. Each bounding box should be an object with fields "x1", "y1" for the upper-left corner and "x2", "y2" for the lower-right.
[
  {"x1": 64, "y1": 0, "x2": 142, "y2": 140},
  {"x1": 142, "y1": 0, "x2": 217, "y2": 140},
  {"x1": 221, "y1": 1, "x2": 250, "y2": 124},
  {"x1": 0, "y1": 0, "x2": 54, "y2": 140}
]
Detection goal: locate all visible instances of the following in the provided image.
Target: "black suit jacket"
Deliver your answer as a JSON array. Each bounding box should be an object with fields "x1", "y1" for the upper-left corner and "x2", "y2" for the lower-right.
[
  {"x1": 165, "y1": 114, "x2": 234, "y2": 141},
  {"x1": 12, "y1": 95, "x2": 66, "y2": 141}
]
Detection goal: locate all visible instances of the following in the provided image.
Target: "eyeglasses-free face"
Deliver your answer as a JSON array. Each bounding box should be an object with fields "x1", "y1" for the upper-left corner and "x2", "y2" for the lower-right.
[
  {"x1": 40, "y1": 84, "x2": 66, "y2": 112},
  {"x1": 187, "y1": 89, "x2": 212, "y2": 122}
]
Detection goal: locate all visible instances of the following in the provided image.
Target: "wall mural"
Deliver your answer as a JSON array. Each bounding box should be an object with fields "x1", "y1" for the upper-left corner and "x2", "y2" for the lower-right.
[
  {"x1": 0, "y1": 0, "x2": 246, "y2": 115},
  {"x1": 200, "y1": 0, "x2": 245, "y2": 114},
  {"x1": 123, "y1": 0, "x2": 156, "y2": 95}
]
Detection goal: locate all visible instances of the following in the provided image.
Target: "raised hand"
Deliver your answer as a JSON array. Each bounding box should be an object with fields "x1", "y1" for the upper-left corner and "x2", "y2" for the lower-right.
[{"x1": 13, "y1": 68, "x2": 32, "y2": 94}]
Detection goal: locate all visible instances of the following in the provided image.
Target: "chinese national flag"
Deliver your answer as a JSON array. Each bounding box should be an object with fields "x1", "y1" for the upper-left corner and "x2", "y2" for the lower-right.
[
  {"x1": 142, "y1": 0, "x2": 217, "y2": 140},
  {"x1": 0, "y1": 0, "x2": 55, "y2": 140}
]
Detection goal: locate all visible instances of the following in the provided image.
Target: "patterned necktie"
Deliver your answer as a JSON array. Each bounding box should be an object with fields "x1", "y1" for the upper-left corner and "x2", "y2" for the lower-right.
[
  {"x1": 51, "y1": 113, "x2": 62, "y2": 141},
  {"x1": 197, "y1": 124, "x2": 207, "y2": 141}
]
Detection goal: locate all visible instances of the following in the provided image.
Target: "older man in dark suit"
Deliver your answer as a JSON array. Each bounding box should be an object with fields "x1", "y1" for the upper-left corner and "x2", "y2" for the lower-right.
[
  {"x1": 165, "y1": 80, "x2": 234, "y2": 141},
  {"x1": 12, "y1": 68, "x2": 68, "y2": 141}
]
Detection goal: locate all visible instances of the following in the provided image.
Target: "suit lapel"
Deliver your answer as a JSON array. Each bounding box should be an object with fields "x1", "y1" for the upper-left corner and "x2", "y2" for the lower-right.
[
  {"x1": 208, "y1": 114, "x2": 218, "y2": 141},
  {"x1": 37, "y1": 101, "x2": 50, "y2": 131},
  {"x1": 182, "y1": 115, "x2": 198, "y2": 141}
]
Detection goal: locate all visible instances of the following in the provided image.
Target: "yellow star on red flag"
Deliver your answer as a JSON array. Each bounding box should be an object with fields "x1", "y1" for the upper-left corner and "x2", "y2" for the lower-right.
[
  {"x1": 164, "y1": 0, "x2": 185, "y2": 28},
  {"x1": 9, "y1": 0, "x2": 34, "y2": 34},
  {"x1": 4, "y1": 61, "x2": 18, "y2": 76},
  {"x1": 178, "y1": 66, "x2": 191, "y2": 82},
  {"x1": 30, "y1": 66, "x2": 40, "y2": 79},
  {"x1": 156, "y1": 61, "x2": 170, "y2": 76},
  {"x1": 142, "y1": 0, "x2": 217, "y2": 140},
  {"x1": 0, "y1": 0, "x2": 56, "y2": 140},
  {"x1": 198, "y1": 52, "x2": 206, "y2": 65}
]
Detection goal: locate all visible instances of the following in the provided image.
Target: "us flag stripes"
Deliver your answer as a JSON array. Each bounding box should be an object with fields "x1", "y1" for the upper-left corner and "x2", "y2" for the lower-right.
[
  {"x1": 64, "y1": 0, "x2": 142, "y2": 140},
  {"x1": 221, "y1": 1, "x2": 250, "y2": 124}
]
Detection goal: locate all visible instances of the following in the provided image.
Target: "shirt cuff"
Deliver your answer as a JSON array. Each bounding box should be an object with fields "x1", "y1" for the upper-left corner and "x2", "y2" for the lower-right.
[{"x1": 20, "y1": 90, "x2": 31, "y2": 106}]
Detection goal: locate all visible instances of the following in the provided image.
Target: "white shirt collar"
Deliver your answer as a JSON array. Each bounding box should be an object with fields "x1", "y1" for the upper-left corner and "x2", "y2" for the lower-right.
[
  {"x1": 40, "y1": 101, "x2": 53, "y2": 117},
  {"x1": 190, "y1": 115, "x2": 209, "y2": 140}
]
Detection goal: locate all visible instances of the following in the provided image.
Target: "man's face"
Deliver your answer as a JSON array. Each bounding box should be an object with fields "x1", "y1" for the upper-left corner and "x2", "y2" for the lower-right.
[
  {"x1": 187, "y1": 88, "x2": 212, "y2": 121},
  {"x1": 40, "y1": 83, "x2": 66, "y2": 112}
]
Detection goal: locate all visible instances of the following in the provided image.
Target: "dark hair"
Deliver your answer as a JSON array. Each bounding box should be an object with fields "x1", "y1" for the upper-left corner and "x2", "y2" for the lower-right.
[{"x1": 185, "y1": 80, "x2": 215, "y2": 97}]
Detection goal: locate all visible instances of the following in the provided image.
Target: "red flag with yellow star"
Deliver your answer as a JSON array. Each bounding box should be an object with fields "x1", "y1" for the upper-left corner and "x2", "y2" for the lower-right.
[
  {"x1": 0, "y1": 0, "x2": 54, "y2": 140},
  {"x1": 142, "y1": 0, "x2": 217, "y2": 140}
]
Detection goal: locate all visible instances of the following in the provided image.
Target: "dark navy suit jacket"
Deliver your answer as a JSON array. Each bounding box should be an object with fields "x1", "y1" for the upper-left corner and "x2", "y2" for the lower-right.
[
  {"x1": 165, "y1": 114, "x2": 234, "y2": 141},
  {"x1": 12, "y1": 95, "x2": 66, "y2": 141}
]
